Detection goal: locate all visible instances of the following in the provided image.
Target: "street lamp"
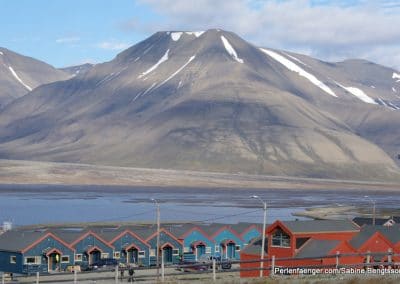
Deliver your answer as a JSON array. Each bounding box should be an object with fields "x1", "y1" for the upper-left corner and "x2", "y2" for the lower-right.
[
  {"x1": 151, "y1": 198, "x2": 161, "y2": 280},
  {"x1": 251, "y1": 195, "x2": 267, "y2": 278},
  {"x1": 364, "y1": 195, "x2": 376, "y2": 226}
]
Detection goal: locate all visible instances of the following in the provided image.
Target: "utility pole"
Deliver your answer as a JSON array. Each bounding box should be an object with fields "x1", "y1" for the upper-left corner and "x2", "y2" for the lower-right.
[
  {"x1": 364, "y1": 196, "x2": 376, "y2": 225},
  {"x1": 151, "y1": 198, "x2": 161, "y2": 281},
  {"x1": 251, "y1": 195, "x2": 267, "y2": 278}
]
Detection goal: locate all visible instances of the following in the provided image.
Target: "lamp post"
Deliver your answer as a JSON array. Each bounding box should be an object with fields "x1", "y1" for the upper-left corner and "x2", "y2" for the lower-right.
[
  {"x1": 151, "y1": 198, "x2": 161, "y2": 281},
  {"x1": 364, "y1": 195, "x2": 376, "y2": 226},
  {"x1": 251, "y1": 195, "x2": 267, "y2": 278}
]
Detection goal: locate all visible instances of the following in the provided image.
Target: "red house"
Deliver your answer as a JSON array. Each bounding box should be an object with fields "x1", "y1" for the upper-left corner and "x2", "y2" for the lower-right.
[{"x1": 240, "y1": 219, "x2": 360, "y2": 277}]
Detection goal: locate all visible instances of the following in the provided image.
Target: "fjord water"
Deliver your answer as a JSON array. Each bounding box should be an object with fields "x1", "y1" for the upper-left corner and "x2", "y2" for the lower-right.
[{"x1": 0, "y1": 185, "x2": 398, "y2": 226}]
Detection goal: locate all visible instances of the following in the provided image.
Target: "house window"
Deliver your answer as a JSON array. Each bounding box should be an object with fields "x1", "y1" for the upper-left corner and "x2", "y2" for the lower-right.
[
  {"x1": 271, "y1": 229, "x2": 291, "y2": 247},
  {"x1": 172, "y1": 249, "x2": 179, "y2": 256},
  {"x1": 150, "y1": 249, "x2": 156, "y2": 257},
  {"x1": 114, "y1": 252, "x2": 121, "y2": 259},
  {"x1": 235, "y1": 245, "x2": 241, "y2": 251},
  {"x1": 101, "y1": 253, "x2": 109, "y2": 259},
  {"x1": 75, "y1": 254, "x2": 82, "y2": 261},
  {"x1": 138, "y1": 251, "x2": 145, "y2": 258},
  {"x1": 24, "y1": 256, "x2": 41, "y2": 265},
  {"x1": 184, "y1": 247, "x2": 190, "y2": 253},
  {"x1": 206, "y1": 247, "x2": 212, "y2": 254},
  {"x1": 215, "y1": 245, "x2": 220, "y2": 252},
  {"x1": 10, "y1": 256, "x2": 16, "y2": 264},
  {"x1": 61, "y1": 256, "x2": 70, "y2": 263}
]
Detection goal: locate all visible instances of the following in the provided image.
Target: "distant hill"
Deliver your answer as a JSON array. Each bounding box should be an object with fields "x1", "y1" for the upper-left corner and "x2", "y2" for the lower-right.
[
  {"x1": 0, "y1": 29, "x2": 399, "y2": 180},
  {"x1": 60, "y1": 63, "x2": 94, "y2": 76},
  {"x1": 0, "y1": 47, "x2": 70, "y2": 108}
]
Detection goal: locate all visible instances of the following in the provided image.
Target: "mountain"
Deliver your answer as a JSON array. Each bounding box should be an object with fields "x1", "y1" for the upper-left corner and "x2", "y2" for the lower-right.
[
  {"x1": 60, "y1": 63, "x2": 94, "y2": 76},
  {"x1": 0, "y1": 47, "x2": 71, "y2": 108},
  {"x1": 0, "y1": 29, "x2": 399, "y2": 180}
]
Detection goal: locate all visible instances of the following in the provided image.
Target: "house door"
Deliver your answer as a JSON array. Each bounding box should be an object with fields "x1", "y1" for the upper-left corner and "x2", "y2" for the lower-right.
[
  {"x1": 89, "y1": 249, "x2": 101, "y2": 265},
  {"x1": 127, "y1": 248, "x2": 138, "y2": 264},
  {"x1": 196, "y1": 244, "x2": 206, "y2": 260},
  {"x1": 47, "y1": 252, "x2": 60, "y2": 272},
  {"x1": 227, "y1": 243, "x2": 235, "y2": 259},
  {"x1": 162, "y1": 246, "x2": 173, "y2": 263}
]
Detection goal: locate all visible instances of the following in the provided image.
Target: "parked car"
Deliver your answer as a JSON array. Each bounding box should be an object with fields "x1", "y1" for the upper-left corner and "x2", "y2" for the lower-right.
[
  {"x1": 177, "y1": 261, "x2": 209, "y2": 272},
  {"x1": 198, "y1": 255, "x2": 232, "y2": 270},
  {"x1": 87, "y1": 258, "x2": 118, "y2": 271}
]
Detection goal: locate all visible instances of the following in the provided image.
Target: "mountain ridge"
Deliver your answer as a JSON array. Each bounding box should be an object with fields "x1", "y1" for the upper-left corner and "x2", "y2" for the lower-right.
[{"x1": 0, "y1": 29, "x2": 399, "y2": 181}]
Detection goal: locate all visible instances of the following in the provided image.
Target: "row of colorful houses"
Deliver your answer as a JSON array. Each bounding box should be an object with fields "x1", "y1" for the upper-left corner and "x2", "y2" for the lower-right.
[
  {"x1": 0, "y1": 222, "x2": 261, "y2": 275},
  {"x1": 240, "y1": 219, "x2": 400, "y2": 277}
]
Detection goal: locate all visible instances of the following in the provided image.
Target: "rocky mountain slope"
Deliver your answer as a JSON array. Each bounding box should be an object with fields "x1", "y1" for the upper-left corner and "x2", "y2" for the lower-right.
[
  {"x1": 0, "y1": 47, "x2": 70, "y2": 108},
  {"x1": 0, "y1": 30, "x2": 399, "y2": 180}
]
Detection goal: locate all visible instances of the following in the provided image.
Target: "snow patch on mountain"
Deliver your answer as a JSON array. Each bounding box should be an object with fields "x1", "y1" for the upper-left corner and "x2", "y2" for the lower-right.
[
  {"x1": 335, "y1": 82, "x2": 377, "y2": 104},
  {"x1": 156, "y1": 55, "x2": 196, "y2": 89},
  {"x1": 393, "y1": 72, "x2": 400, "y2": 81},
  {"x1": 260, "y1": 48, "x2": 336, "y2": 97},
  {"x1": 282, "y1": 52, "x2": 308, "y2": 66},
  {"x1": 138, "y1": 49, "x2": 169, "y2": 79},
  {"x1": 185, "y1": 31, "x2": 204, "y2": 37},
  {"x1": 8, "y1": 66, "x2": 32, "y2": 91},
  {"x1": 171, "y1": 32, "x2": 183, "y2": 41},
  {"x1": 220, "y1": 36, "x2": 243, "y2": 64},
  {"x1": 393, "y1": 87, "x2": 397, "y2": 93},
  {"x1": 0, "y1": 51, "x2": 3, "y2": 55}
]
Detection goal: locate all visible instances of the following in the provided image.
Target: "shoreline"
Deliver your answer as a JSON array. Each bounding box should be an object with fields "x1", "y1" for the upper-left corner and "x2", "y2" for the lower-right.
[{"x1": 0, "y1": 159, "x2": 399, "y2": 191}]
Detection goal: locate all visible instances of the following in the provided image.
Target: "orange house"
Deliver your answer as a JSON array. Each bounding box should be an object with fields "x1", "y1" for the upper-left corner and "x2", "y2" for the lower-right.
[{"x1": 240, "y1": 219, "x2": 361, "y2": 277}]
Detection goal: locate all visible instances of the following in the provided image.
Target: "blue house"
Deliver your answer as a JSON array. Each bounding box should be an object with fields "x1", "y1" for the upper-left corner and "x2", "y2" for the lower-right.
[
  {"x1": 165, "y1": 224, "x2": 214, "y2": 262},
  {"x1": 135, "y1": 228, "x2": 183, "y2": 265},
  {"x1": 0, "y1": 230, "x2": 74, "y2": 275},
  {"x1": 95, "y1": 227, "x2": 151, "y2": 267},
  {"x1": 57, "y1": 230, "x2": 114, "y2": 267},
  {"x1": 231, "y1": 223, "x2": 262, "y2": 245},
  {"x1": 200, "y1": 225, "x2": 245, "y2": 260}
]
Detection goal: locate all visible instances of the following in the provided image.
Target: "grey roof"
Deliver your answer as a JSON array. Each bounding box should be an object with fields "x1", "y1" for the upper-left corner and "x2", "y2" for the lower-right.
[
  {"x1": 349, "y1": 225, "x2": 400, "y2": 249},
  {"x1": 295, "y1": 239, "x2": 340, "y2": 258},
  {"x1": 241, "y1": 236, "x2": 268, "y2": 256},
  {"x1": 0, "y1": 229, "x2": 49, "y2": 252},
  {"x1": 377, "y1": 224, "x2": 400, "y2": 244},
  {"x1": 229, "y1": 223, "x2": 262, "y2": 234},
  {"x1": 281, "y1": 220, "x2": 359, "y2": 233},
  {"x1": 352, "y1": 217, "x2": 392, "y2": 226},
  {"x1": 48, "y1": 228, "x2": 94, "y2": 244},
  {"x1": 162, "y1": 224, "x2": 197, "y2": 238}
]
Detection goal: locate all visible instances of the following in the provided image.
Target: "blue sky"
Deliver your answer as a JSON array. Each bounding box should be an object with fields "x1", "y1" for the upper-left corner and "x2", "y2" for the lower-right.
[{"x1": 1, "y1": 0, "x2": 400, "y2": 69}]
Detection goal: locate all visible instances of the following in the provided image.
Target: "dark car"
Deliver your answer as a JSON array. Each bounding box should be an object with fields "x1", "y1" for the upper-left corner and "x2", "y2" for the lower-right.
[
  {"x1": 177, "y1": 261, "x2": 209, "y2": 272},
  {"x1": 198, "y1": 255, "x2": 232, "y2": 270},
  {"x1": 88, "y1": 258, "x2": 118, "y2": 271}
]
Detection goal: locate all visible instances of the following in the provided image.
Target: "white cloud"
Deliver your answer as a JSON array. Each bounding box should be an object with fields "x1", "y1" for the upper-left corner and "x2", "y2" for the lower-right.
[
  {"x1": 96, "y1": 41, "x2": 131, "y2": 50},
  {"x1": 56, "y1": 37, "x2": 80, "y2": 43},
  {"x1": 132, "y1": 0, "x2": 400, "y2": 70}
]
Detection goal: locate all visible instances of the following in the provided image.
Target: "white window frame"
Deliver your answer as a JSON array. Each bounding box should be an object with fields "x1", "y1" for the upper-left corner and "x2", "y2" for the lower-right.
[
  {"x1": 172, "y1": 249, "x2": 179, "y2": 256},
  {"x1": 75, "y1": 254, "x2": 82, "y2": 261},
  {"x1": 24, "y1": 256, "x2": 41, "y2": 265},
  {"x1": 149, "y1": 249, "x2": 156, "y2": 257},
  {"x1": 61, "y1": 256, "x2": 70, "y2": 263},
  {"x1": 235, "y1": 245, "x2": 241, "y2": 251},
  {"x1": 10, "y1": 255, "x2": 16, "y2": 264},
  {"x1": 138, "y1": 251, "x2": 146, "y2": 258},
  {"x1": 113, "y1": 252, "x2": 121, "y2": 259},
  {"x1": 101, "y1": 253, "x2": 109, "y2": 259},
  {"x1": 215, "y1": 245, "x2": 220, "y2": 252},
  {"x1": 205, "y1": 247, "x2": 212, "y2": 254}
]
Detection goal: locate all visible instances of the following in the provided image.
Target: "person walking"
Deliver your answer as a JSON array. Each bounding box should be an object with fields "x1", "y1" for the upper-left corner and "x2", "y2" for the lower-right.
[{"x1": 128, "y1": 266, "x2": 135, "y2": 282}]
